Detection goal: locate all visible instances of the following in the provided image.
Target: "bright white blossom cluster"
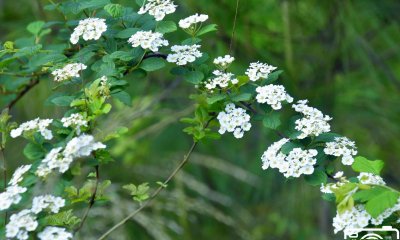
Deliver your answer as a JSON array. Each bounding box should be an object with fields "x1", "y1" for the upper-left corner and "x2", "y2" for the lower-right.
[
  {"x1": 292, "y1": 100, "x2": 332, "y2": 139},
  {"x1": 245, "y1": 62, "x2": 277, "y2": 81},
  {"x1": 333, "y1": 205, "x2": 371, "y2": 236},
  {"x1": 31, "y1": 195, "x2": 65, "y2": 214},
  {"x1": 213, "y1": 55, "x2": 235, "y2": 69},
  {"x1": 70, "y1": 18, "x2": 107, "y2": 44},
  {"x1": 179, "y1": 13, "x2": 209, "y2": 29},
  {"x1": 138, "y1": 0, "x2": 177, "y2": 21},
  {"x1": 0, "y1": 165, "x2": 31, "y2": 210},
  {"x1": 256, "y1": 84, "x2": 293, "y2": 110},
  {"x1": 217, "y1": 103, "x2": 251, "y2": 139},
  {"x1": 262, "y1": 140, "x2": 318, "y2": 178},
  {"x1": 167, "y1": 44, "x2": 203, "y2": 65},
  {"x1": 61, "y1": 113, "x2": 88, "y2": 135},
  {"x1": 357, "y1": 172, "x2": 386, "y2": 185},
  {"x1": 324, "y1": 137, "x2": 357, "y2": 165},
  {"x1": 128, "y1": 30, "x2": 169, "y2": 52},
  {"x1": 205, "y1": 70, "x2": 238, "y2": 90},
  {"x1": 38, "y1": 227, "x2": 73, "y2": 240},
  {"x1": 51, "y1": 63, "x2": 87, "y2": 82},
  {"x1": 11, "y1": 118, "x2": 53, "y2": 140},
  {"x1": 36, "y1": 135, "x2": 106, "y2": 177},
  {"x1": 6, "y1": 210, "x2": 38, "y2": 240}
]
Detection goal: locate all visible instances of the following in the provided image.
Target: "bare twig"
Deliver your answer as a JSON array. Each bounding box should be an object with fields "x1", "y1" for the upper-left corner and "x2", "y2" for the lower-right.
[
  {"x1": 229, "y1": 0, "x2": 240, "y2": 54},
  {"x1": 5, "y1": 78, "x2": 40, "y2": 110}
]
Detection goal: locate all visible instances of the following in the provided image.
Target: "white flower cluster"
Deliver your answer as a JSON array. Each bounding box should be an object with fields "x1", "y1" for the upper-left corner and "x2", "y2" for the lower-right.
[
  {"x1": 320, "y1": 175, "x2": 348, "y2": 194},
  {"x1": 70, "y1": 18, "x2": 107, "y2": 44},
  {"x1": 217, "y1": 103, "x2": 251, "y2": 139},
  {"x1": 11, "y1": 118, "x2": 53, "y2": 140},
  {"x1": 51, "y1": 63, "x2": 87, "y2": 82},
  {"x1": 213, "y1": 55, "x2": 235, "y2": 69},
  {"x1": 262, "y1": 141, "x2": 318, "y2": 178},
  {"x1": 245, "y1": 62, "x2": 277, "y2": 81},
  {"x1": 256, "y1": 84, "x2": 293, "y2": 110},
  {"x1": 6, "y1": 210, "x2": 38, "y2": 240},
  {"x1": 0, "y1": 165, "x2": 31, "y2": 211},
  {"x1": 371, "y1": 197, "x2": 400, "y2": 225},
  {"x1": 31, "y1": 195, "x2": 65, "y2": 214},
  {"x1": 357, "y1": 172, "x2": 386, "y2": 185},
  {"x1": 38, "y1": 227, "x2": 73, "y2": 240},
  {"x1": 324, "y1": 137, "x2": 357, "y2": 165},
  {"x1": 292, "y1": 100, "x2": 332, "y2": 139},
  {"x1": 179, "y1": 14, "x2": 209, "y2": 29},
  {"x1": 128, "y1": 30, "x2": 169, "y2": 52},
  {"x1": 167, "y1": 45, "x2": 203, "y2": 65},
  {"x1": 333, "y1": 205, "x2": 371, "y2": 236},
  {"x1": 36, "y1": 135, "x2": 106, "y2": 177},
  {"x1": 138, "y1": 0, "x2": 177, "y2": 21},
  {"x1": 205, "y1": 70, "x2": 238, "y2": 90},
  {"x1": 61, "y1": 113, "x2": 88, "y2": 135}
]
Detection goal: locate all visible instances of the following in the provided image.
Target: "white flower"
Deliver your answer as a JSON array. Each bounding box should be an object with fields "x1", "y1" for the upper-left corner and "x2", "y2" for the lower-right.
[
  {"x1": 333, "y1": 171, "x2": 344, "y2": 179},
  {"x1": 0, "y1": 185, "x2": 27, "y2": 211},
  {"x1": 70, "y1": 18, "x2": 107, "y2": 44},
  {"x1": 38, "y1": 227, "x2": 73, "y2": 240},
  {"x1": 128, "y1": 30, "x2": 169, "y2": 52},
  {"x1": 357, "y1": 172, "x2": 385, "y2": 185},
  {"x1": 36, "y1": 135, "x2": 106, "y2": 177},
  {"x1": 138, "y1": 0, "x2": 177, "y2": 21},
  {"x1": 9, "y1": 165, "x2": 31, "y2": 186},
  {"x1": 245, "y1": 62, "x2": 277, "y2": 81},
  {"x1": 51, "y1": 63, "x2": 87, "y2": 82},
  {"x1": 10, "y1": 118, "x2": 53, "y2": 140},
  {"x1": 167, "y1": 45, "x2": 203, "y2": 65},
  {"x1": 205, "y1": 70, "x2": 238, "y2": 90},
  {"x1": 333, "y1": 205, "x2": 371, "y2": 236},
  {"x1": 256, "y1": 85, "x2": 293, "y2": 110},
  {"x1": 261, "y1": 139, "x2": 318, "y2": 178},
  {"x1": 6, "y1": 210, "x2": 38, "y2": 240},
  {"x1": 61, "y1": 113, "x2": 88, "y2": 135},
  {"x1": 324, "y1": 137, "x2": 357, "y2": 166},
  {"x1": 179, "y1": 13, "x2": 209, "y2": 29},
  {"x1": 213, "y1": 55, "x2": 235, "y2": 69},
  {"x1": 31, "y1": 195, "x2": 65, "y2": 214},
  {"x1": 292, "y1": 100, "x2": 332, "y2": 139},
  {"x1": 217, "y1": 103, "x2": 251, "y2": 139}
]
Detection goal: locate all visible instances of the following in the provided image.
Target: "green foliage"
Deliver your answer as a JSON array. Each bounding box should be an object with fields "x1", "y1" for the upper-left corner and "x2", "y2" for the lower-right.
[
  {"x1": 352, "y1": 156, "x2": 385, "y2": 175},
  {"x1": 44, "y1": 210, "x2": 81, "y2": 228},
  {"x1": 123, "y1": 183, "x2": 150, "y2": 203}
]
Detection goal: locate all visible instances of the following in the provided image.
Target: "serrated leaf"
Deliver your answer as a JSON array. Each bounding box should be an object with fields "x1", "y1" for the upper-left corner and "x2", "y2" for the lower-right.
[
  {"x1": 104, "y1": 3, "x2": 123, "y2": 17},
  {"x1": 262, "y1": 112, "x2": 281, "y2": 130},
  {"x1": 352, "y1": 156, "x2": 384, "y2": 175},
  {"x1": 207, "y1": 94, "x2": 226, "y2": 105},
  {"x1": 231, "y1": 93, "x2": 252, "y2": 102},
  {"x1": 112, "y1": 91, "x2": 132, "y2": 106},
  {"x1": 185, "y1": 71, "x2": 204, "y2": 84},
  {"x1": 353, "y1": 187, "x2": 387, "y2": 203},
  {"x1": 262, "y1": 70, "x2": 284, "y2": 84},
  {"x1": 115, "y1": 28, "x2": 139, "y2": 38},
  {"x1": 140, "y1": 58, "x2": 166, "y2": 71},
  {"x1": 156, "y1": 21, "x2": 177, "y2": 34},
  {"x1": 27, "y1": 21, "x2": 45, "y2": 36},
  {"x1": 365, "y1": 191, "x2": 399, "y2": 218},
  {"x1": 51, "y1": 96, "x2": 75, "y2": 106},
  {"x1": 196, "y1": 24, "x2": 218, "y2": 36},
  {"x1": 23, "y1": 143, "x2": 45, "y2": 160}
]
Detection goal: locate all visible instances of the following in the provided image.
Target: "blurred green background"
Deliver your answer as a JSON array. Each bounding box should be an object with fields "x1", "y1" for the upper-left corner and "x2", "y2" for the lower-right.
[{"x1": 1, "y1": 0, "x2": 400, "y2": 239}]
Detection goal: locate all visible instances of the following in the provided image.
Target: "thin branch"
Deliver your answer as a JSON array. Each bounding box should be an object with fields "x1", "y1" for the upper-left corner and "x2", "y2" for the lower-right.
[
  {"x1": 5, "y1": 78, "x2": 40, "y2": 110},
  {"x1": 97, "y1": 141, "x2": 198, "y2": 240},
  {"x1": 229, "y1": 0, "x2": 240, "y2": 54},
  {"x1": 74, "y1": 165, "x2": 100, "y2": 234},
  {"x1": 143, "y1": 52, "x2": 167, "y2": 60}
]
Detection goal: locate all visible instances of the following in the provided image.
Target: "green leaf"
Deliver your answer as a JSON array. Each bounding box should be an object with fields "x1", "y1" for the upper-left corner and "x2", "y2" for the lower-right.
[
  {"x1": 352, "y1": 156, "x2": 384, "y2": 175},
  {"x1": 207, "y1": 94, "x2": 226, "y2": 105},
  {"x1": 280, "y1": 141, "x2": 302, "y2": 154},
  {"x1": 365, "y1": 190, "x2": 399, "y2": 218},
  {"x1": 112, "y1": 91, "x2": 132, "y2": 106},
  {"x1": 135, "y1": 0, "x2": 146, "y2": 6},
  {"x1": 230, "y1": 93, "x2": 252, "y2": 102},
  {"x1": 184, "y1": 71, "x2": 204, "y2": 84},
  {"x1": 23, "y1": 143, "x2": 45, "y2": 160},
  {"x1": 314, "y1": 133, "x2": 342, "y2": 143},
  {"x1": 262, "y1": 112, "x2": 281, "y2": 130},
  {"x1": 304, "y1": 170, "x2": 327, "y2": 186},
  {"x1": 196, "y1": 24, "x2": 218, "y2": 36},
  {"x1": 44, "y1": 210, "x2": 81, "y2": 228},
  {"x1": 104, "y1": 3, "x2": 123, "y2": 17},
  {"x1": 353, "y1": 187, "x2": 387, "y2": 203},
  {"x1": 51, "y1": 96, "x2": 75, "y2": 106},
  {"x1": 156, "y1": 21, "x2": 177, "y2": 34},
  {"x1": 140, "y1": 58, "x2": 166, "y2": 71},
  {"x1": 115, "y1": 28, "x2": 139, "y2": 38},
  {"x1": 262, "y1": 70, "x2": 284, "y2": 84},
  {"x1": 78, "y1": 0, "x2": 110, "y2": 11},
  {"x1": 27, "y1": 21, "x2": 45, "y2": 36},
  {"x1": 109, "y1": 51, "x2": 134, "y2": 61}
]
